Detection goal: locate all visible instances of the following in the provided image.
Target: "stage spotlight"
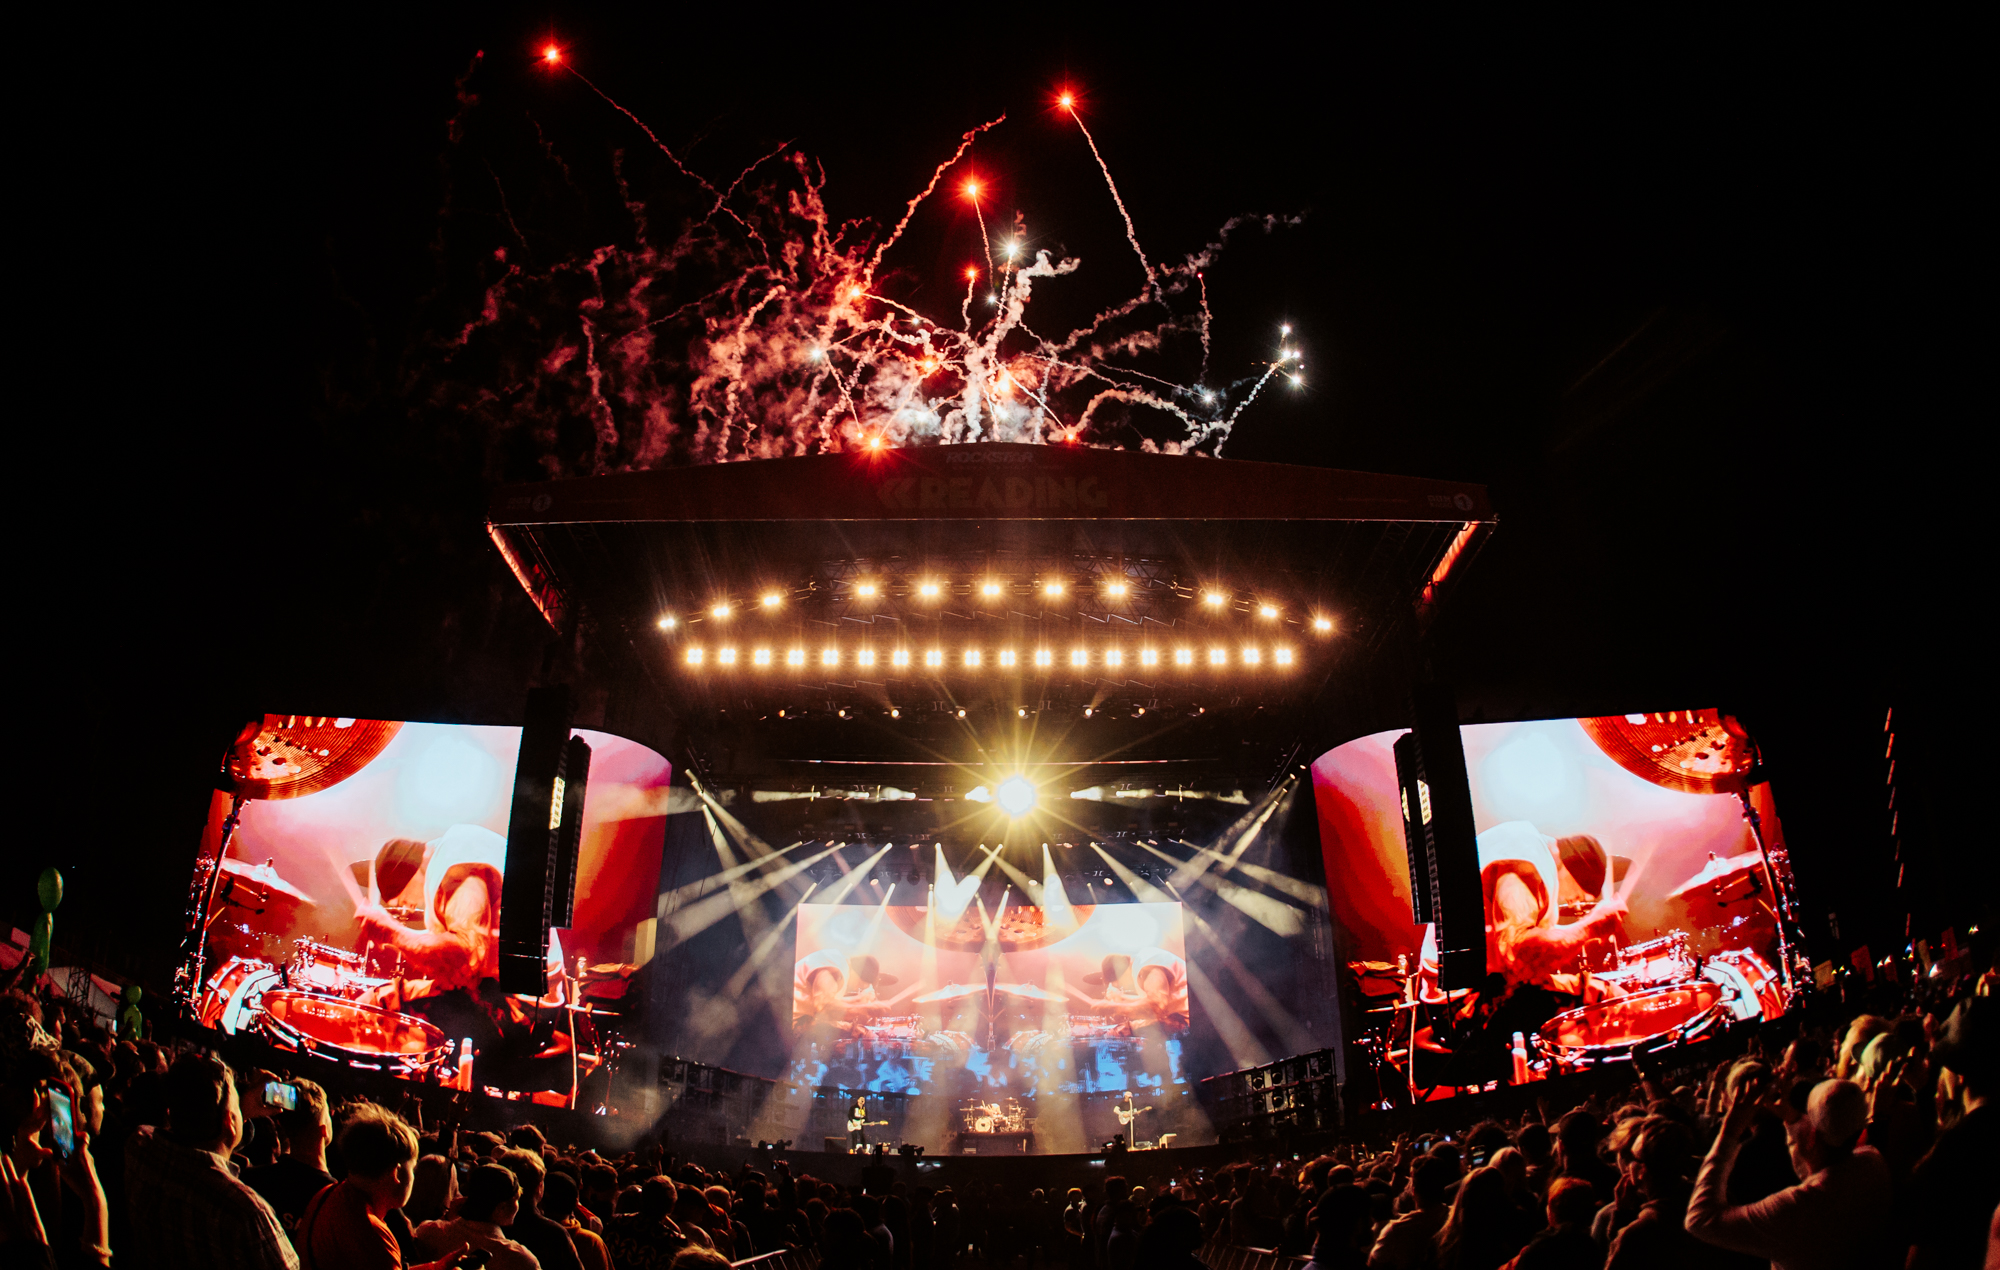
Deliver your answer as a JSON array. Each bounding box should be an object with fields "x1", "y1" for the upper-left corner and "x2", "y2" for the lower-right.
[
  {"x1": 1018, "y1": 707, "x2": 1027, "y2": 718},
  {"x1": 1203, "y1": 592, "x2": 1225, "y2": 607},
  {"x1": 856, "y1": 583, "x2": 878, "y2": 598},
  {"x1": 719, "y1": 647, "x2": 737, "y2": 665},
  {"x1": 1208, "y1": 648, "x2": 1227, "y2": 666},
  {"x1": 686, "y1": 648, "x2": 704, "y2": 666},
  {"x1": 1275, "y1": 647, "x2": 1294, "y2": 666},
  {"x1": 1259, "y1": 604, "x2": 1278, "y2": 618},
  {"x1": 1104, "y1": 581, "x2": 1127, "y2": 598},
  {"x1": 956, "y1": 707, "x2": 967, "y2": 718},
  {"x1": 1105, "y1": 649, "x2": 1123, "y2": 668},
  {"x1": 964, "y1": 648, "x2": 982, "y2": 667},
  {"x1": 893, "y1": 649, "x2": 912, "y2": 667},
  {"x1": 1035, "y1": 649, "x2": 1054, "y2": 668},
  {"x1": 1044, "y1": 581, "x2": 1065, "y2": 597},
  {"x1": 712, "y1": 603, "x2": 731, "y2": 618},
  {"x1": 982, "y1": 581, "x2": 1002, "y2": 597},
  {"x1": 822, "y1": 648, "x2": 839, "y2": 666},
  {"x1": 1313, "y1": 616, "x2": 1334, "y2": 632},
  {"x1": 1175, "y1": 648, "x2": 1194, "y2": 666},
  {"x1": 1141, "y1": 648, "x2": 1159, "y2": 667},
  {"x1": 858, "y1": 649, "x2": 876, "y2": 667},
  {"x1": 753, "y1": 648, "x2": 772, "y2": 666},
  {"x1": 1070, "y1": 648, "x2": 1089, "y2": 667},
  {"x1": 926, "y1": 649, "x2": 944, "y2": 667},
  {"x1": 890, "y1": 708, "x2": 901, "y2": 719},
  {"x1": 999, "y1": 649, "x2": 1017, "y2": 667},
  {"x1": 919, "y1": 581, "x2": 940, "y2": 598},
  {"x1": 657, "y1": 616, "x2": 676, "y2": 630},
  {"x1": 763, "y1": 593, "x2": 783, "y2": 608},
  {"x1": 997, "y1": 776, "x2": 1038, "y2": 817},
  {"x1": 787, "y1": 648, "x2": 806, "y2": 667},
  {"x1": 1242, "y1": 647, "x2": 1261, "y2": 665}
]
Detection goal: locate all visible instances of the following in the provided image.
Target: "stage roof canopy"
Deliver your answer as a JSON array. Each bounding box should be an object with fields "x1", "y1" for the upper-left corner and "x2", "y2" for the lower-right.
[{"x1": 487, "y1": 444, "x2": 1494, "y2": 789}]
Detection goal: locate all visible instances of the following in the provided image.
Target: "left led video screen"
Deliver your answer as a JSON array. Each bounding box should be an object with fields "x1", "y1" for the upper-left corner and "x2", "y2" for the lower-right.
[{"x1": 185, "y1": 716, "x2": 669, "y2": 1101}]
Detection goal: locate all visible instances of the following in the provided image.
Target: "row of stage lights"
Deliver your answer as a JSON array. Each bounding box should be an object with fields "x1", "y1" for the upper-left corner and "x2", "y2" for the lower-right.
[
  {"x1": 656, "y1": 587, "x2": 1339, "y2": 631},
  {"x1": 682, "y1": 644, "x2": 1295, "y2": 670}
]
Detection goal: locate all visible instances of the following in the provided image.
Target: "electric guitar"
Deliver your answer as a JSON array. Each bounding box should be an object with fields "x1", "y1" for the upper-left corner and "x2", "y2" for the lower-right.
[
  {"x1": 1114, "y1": 1104, "x2": 1153, "y2": 1126},
  {"x1": 848, "y1": 1119, "x2": 889, "y2": 1129}
]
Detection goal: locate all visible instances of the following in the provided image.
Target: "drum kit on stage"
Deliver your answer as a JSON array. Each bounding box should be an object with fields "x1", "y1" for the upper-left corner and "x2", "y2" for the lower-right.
[{"x1": 959, "y1": 1097, "x2": 1030, "y2": 1135}]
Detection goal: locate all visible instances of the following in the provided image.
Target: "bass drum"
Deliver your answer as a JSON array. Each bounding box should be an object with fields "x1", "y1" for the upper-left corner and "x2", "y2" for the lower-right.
[
  {"x1": 1703, "y1": 948, "x2": 1787, "y2": 1021},
  {"x1": 260, "y1": 990, "x2": 447, "y2": 1073},
  {"x1": 198, "y1": 958, "x2": 282, "y2": 1036},
  {"x1": 973, "y1": 1115, "x2": 995, "y2": 1133},
  {"x1": 1539, "y1": 981, "x2": 1725, "y2": 1060}
]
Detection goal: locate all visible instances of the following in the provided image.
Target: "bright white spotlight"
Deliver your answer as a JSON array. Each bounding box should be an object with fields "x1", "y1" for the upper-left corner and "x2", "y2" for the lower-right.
[
  {"x1": 712, "y1": 603, "x2": 731, "y2": 618},
  {"x1": 762, "y1": 593, "x2": 782, "y2": 608},
  {"x1": 657, "y1": 616, "x2": 676, "y2": 630},
  {"x1": 1313, "y1": 616, "x2": 1334, "y2": 632},
  {"x1": 996, "y1": 776, "x2": 1038, "y2": 817},
  {"x1": 981, "y1": 581, "x2": 1003, "y2": 597}
]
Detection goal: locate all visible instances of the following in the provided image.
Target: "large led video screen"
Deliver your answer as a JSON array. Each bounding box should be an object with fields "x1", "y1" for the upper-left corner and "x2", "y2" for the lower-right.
[
  {"x1": 185, "y1": 718, "x2": 669, "y2": 1101},
  {"x1": 788, "y1": 899, "x2": 1190, "y2": 1096},
  {"x1": 1315, "y1": 711, "x2": 1794, "y2": 1082}
]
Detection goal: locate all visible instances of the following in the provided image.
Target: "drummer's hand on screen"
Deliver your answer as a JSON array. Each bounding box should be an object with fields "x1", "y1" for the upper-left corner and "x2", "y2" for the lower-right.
[
  {"x1": 1585, "y1": 893, "x2": 1628, "y2": 932},
  {"x1": 355, "y1": 899, "x2": 403, "y2": 937}
]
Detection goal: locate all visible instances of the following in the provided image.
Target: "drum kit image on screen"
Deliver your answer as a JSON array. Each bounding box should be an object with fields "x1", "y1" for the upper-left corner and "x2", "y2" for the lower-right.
[{"x1": 1326, "y1": 711, "x2": 1807, "y2": 1099}]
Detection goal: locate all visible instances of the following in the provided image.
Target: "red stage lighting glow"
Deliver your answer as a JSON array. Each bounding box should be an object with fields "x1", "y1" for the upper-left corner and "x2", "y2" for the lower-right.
[
  {"x1": 965, "y1": 266, "x2": 980, "y2": 280},
  {"x1": 542, "y1": 44, "x2": 562, "y2": 65},
  {"x1": 1058, "y1": 93, "x2": 1075, "y2": 110},
  {"x1": 963, "y1": 180, "x2": 981, "y2": 198}
]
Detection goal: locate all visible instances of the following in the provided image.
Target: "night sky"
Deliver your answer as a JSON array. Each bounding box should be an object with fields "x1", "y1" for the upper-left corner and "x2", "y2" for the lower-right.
[{"x1": 17, "y1": 12, "x2": 1976, "y2": 991}]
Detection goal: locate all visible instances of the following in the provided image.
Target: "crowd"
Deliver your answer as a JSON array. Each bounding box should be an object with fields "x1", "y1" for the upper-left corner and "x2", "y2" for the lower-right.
[{"x1": 1, "y1": 950, "x2": 1994, "y2": 1269}]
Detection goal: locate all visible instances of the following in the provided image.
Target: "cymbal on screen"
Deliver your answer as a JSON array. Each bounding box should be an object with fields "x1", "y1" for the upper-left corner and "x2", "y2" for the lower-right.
[{"x1": 217, "y1": 856, "x2": 315, "y2": 905}]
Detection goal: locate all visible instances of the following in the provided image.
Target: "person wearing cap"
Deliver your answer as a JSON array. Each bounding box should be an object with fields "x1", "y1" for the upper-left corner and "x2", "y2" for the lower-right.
[
  {"x1": 1476, "y1": 822, "x2": 1629, "y2": 993},
  {"x1": 1904, "y1": 995, "x2": 1997, "y2": 1269},
  {"x1": 792, "y1": 952, "x2": 898, "y2": 1034},
  {"x1": 1685, "y1": 1075, "x2": 1892, "y2": 1269},
  {"x1": 353, "y1": 824, "x2": 508, "y2": 997}
]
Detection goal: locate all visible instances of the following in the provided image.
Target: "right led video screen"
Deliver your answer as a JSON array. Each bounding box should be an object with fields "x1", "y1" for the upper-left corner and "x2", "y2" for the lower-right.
[{"x1": 1315, "y1": 710, "x2": 1795, "y2": 1087}]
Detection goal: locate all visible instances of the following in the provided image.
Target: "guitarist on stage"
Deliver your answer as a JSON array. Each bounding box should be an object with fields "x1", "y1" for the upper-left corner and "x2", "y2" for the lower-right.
[
  {"x1": 848, "y1": 1095, "x2": 875, "y2": 1153},
  {"x1": 1114, "y1": 1090, "x2": 1152, "y2": 1139}
]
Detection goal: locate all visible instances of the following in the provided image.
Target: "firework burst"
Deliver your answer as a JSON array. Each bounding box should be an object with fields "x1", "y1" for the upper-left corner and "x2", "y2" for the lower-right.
[{"x1": 418, "y1": 58, "x2": 1304, "y2": 476}]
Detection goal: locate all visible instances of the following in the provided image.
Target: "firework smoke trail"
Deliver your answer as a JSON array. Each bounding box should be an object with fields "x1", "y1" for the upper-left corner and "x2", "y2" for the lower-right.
[
  {"x1": 969, "y1": 187, "x2": 994, "y2": 276},
  {"x1": 1197, "y1": 271, "x2": 1212, "y2": 381},
  {"x1": 1065, "y1": 104, "x2": 1157, "y2": 301},
  {"x1": 865, "y1": 117, "x2": 1004, "y2": 282}
]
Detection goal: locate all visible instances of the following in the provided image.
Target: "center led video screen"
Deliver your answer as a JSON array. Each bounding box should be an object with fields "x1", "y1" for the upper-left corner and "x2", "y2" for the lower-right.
[{"x1": 788, "y1": 899, "x2": 1191, "y2": 1096}]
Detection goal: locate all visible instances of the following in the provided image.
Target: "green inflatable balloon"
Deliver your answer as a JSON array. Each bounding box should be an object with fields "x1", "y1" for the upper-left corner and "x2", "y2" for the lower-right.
[
  {"x1": 118, "y1": 984, "x2": 145, "y2": 1043},
  {"x1": 37, "y1": 866, "x2": 63, "y2": 912},
  {"x1": 26, "y1": 909, "x2": 53, "y2": 976}
]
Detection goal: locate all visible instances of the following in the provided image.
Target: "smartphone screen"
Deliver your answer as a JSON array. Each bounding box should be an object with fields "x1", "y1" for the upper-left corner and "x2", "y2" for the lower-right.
[
  {"x1": 265, "y1": 1081, "x2": 299, "y2": 1112},
  {"x1": 48, "y1": 1088, "x2": 76, "y2": 1159}
]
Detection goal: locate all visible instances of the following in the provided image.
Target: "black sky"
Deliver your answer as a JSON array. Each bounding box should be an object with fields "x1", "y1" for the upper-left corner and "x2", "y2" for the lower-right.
[{"x1": 17, "y1": 10, "x2": 1978, "y2": 986}]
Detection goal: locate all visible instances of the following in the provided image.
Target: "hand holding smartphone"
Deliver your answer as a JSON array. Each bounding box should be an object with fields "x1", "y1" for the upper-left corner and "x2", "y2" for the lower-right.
[
  {"x1": 263, "y1": 1081, "x2": 299, "y2": 1112},
  {"x1": 47, "y1": 1088, "x2": 76, "y2": 1160}
]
